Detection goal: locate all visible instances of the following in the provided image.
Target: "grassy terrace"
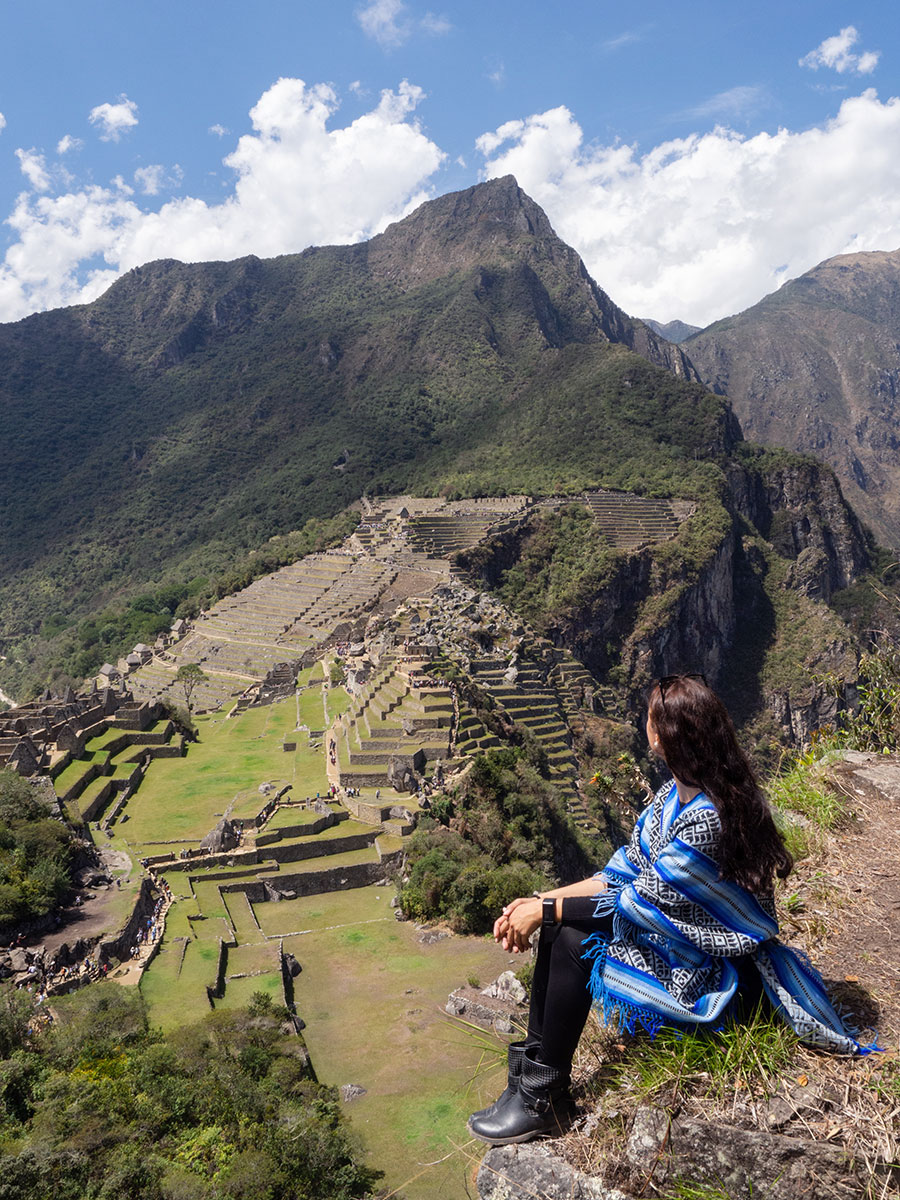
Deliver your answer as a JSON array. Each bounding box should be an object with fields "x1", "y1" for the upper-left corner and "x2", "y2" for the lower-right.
[
  {"x1": 263, "y1": 804, "x2": 331, "y2": 831},
  {"x1": 297, "y1": 686, "x2": 326, "y2": 729}
]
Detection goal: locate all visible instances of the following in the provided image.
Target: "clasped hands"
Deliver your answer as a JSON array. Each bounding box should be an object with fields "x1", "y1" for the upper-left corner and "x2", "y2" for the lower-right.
[{"x1": 493, "y1": 895, "x2": 544, "y2": 953}]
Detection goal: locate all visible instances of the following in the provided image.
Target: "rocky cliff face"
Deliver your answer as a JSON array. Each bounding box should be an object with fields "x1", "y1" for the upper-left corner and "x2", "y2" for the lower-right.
[
  {"x1": 461, "y1": 458, "x2": 868, "y2": 747},
  {"x1": 685, "y1": 248, "x2": 900, "y2": 548}
]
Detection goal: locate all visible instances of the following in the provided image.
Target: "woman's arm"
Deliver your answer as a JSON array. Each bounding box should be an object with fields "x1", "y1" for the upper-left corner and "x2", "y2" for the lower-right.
[{"x1": 494, "y1": 877, "x2": 608, "y2": 953}]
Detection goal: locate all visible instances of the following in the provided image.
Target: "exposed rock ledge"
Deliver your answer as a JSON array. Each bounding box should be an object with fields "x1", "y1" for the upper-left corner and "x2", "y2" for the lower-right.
[{"x1": 479, "y1": 1110, "x2": 858, "y2": 1200}]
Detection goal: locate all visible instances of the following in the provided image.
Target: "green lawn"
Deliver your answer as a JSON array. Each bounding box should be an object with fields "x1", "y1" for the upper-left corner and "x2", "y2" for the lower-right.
[
  {"x1": 253, "y1": 887, "x2": 394, "y2": 938},
  {"x1": 297, "y1": 686, "x2": 326, "y2": 729},
  {"x1": 325, "y1": 686, "x2": 352, "y2": 722},
  {"x1": 190, "y1": 879, "x2": 232, "y2": 924},
  {"x1": 52, "y1": 757, "x2": 98, "y2": 795},
  {"x1": 106, "y1": 697, "x2": 331, "y2": 856},
  {"x1": 263, "y1": 805, "x2": 324, "y2": 831},
  {"x1": 216, "y1": 970, "x2": 283, "y2": 1009},
  {"x1": 226, "y1": 942, "x2": 278, "y2": 976},
  {"x1": 223, "y1": 890, "x2": 262, "y2": 943},
  {"x1": 281, "y1": 887, "x2": 516, "y2": 1200}
]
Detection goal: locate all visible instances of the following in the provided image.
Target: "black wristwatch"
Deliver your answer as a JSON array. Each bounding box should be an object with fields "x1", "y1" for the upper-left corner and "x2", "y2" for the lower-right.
[{"x1": 542, "y1": 897, "x2": 557, "y2": 926}]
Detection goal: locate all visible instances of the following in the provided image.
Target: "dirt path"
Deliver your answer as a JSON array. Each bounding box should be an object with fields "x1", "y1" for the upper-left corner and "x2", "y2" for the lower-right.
[
  {"x1": 23, "y1": 848, "x2": 135, "y2": 955},
  {"x1": 785, "y1": 751, "x2": 900, "y2": 1047}
]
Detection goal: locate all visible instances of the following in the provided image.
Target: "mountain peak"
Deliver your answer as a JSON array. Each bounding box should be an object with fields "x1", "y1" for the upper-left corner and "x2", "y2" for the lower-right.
[{"x1": 365, "y1": 176, "x2": 557, "y2": 287}]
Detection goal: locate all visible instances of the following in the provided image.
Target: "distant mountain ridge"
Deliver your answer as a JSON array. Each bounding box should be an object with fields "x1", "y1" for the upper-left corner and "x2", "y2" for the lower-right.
[
  {"x1": 0, "y1": 177, "x2": 721, "y2": 651},
  {"x1": 643, "y1": 318, "x2": 700, "y2": 344},
  {"x1": 686, "y1": 248, "x2": 900, "y2": 547}
]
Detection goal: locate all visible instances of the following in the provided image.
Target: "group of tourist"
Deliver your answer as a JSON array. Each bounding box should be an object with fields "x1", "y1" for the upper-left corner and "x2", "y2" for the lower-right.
[
  {"x1": 16, "y1": 950, "x2": 108, "y2": 1001},
  {"x1": 127, "y1": 887, "x2": 171, "y2": 962}
]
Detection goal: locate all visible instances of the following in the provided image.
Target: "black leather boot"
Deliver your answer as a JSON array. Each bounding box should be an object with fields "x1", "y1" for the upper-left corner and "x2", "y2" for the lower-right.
[
  {"x1": 468, "y1": 1040, "x2": 532, "y2": 1124},
  {"x1": 468, "y1": 1051, "x2": 573, "y2": 1145}
]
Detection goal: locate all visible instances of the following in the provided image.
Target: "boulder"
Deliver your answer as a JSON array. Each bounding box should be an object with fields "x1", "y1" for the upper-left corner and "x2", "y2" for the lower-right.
[
  {"x1": 624, "y1": 1106, "x2": 858, "y2": 1199},
  {"x1": 481, "y1": 970, "x2": 527, "y2": 1005},
  {"x1": 200, "y1": 818, "x2": 240, "y2": 854},
  {"x1": 8, "y1": 949, "x2": 29, "y2": 973},
  {"x1": 478, "y1": 1144, "x2": 625, "y2": 1199},
  {"x1": 387, "y1": 756, "x2": 418, "y2": 794}
]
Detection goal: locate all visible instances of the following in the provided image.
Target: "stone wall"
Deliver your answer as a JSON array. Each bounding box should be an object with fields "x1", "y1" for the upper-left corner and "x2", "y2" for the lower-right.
[
  {"x1": 221, "y1": 851, "x2": 401, "y2": 902},
  {"x1": 98, "y1": 877, "x2": 161, "y2": 965}
]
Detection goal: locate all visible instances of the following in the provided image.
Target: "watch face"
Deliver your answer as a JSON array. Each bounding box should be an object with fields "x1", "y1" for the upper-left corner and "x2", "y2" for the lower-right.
[{"x1": 542, "y1": 898, "x2": 556, "y2": 925}]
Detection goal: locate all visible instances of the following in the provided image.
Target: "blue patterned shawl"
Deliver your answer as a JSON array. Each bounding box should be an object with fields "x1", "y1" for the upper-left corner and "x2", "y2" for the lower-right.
[{"x1": 584, "y1": 782, "x2": 878, "y2": 1055}]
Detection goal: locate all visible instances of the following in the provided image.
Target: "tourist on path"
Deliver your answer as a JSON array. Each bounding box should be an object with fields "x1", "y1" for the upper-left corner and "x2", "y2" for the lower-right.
[{"x1": 468, "y1": 674, "x2": 877, "y2": 1147}]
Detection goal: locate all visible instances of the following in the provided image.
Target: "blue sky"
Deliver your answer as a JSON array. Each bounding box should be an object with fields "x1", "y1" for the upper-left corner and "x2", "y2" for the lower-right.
[{"x1": 1, "y1": 1, "x2": 898, "y2": 325}]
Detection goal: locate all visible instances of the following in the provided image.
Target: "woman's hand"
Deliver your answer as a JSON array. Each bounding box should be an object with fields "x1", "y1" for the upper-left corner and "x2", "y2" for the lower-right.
[{"x1": 493, "y1": 896, "x2": 542, "y2": 953}]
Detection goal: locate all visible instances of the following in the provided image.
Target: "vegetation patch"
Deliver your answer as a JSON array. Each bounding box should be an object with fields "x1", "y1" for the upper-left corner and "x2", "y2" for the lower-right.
[
  {"x1": 0, "y1": 769, "x2": 77, "y2": 927},
  {"x1": 400, "y1": 746, "x2": 589, "y2": 932},
  {"x1": 0, "y1": 985, "x2": 376, "y2": 1200}
]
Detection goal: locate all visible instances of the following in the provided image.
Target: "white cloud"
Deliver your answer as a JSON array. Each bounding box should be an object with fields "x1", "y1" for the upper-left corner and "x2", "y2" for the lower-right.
[
  {"x1": 358, "y1": 0, "x2": 410, "y2": 47},
  {"x1": 133, "y1": 164, "x2": 183, "y2": 195},
  {"x1": 16, "y1": 149, "x2": 51, "y2": 191},
  {"x1": 683, "y1": 85, "x2": 768, "y2": 121},
  {"x1": 486, "y1": 59, "x2": 505, "y2": 88},
  {"x1": 0, "y1": 78, "x2": 445, "y2": 321},
  {"x1": 357, "y1": 0, "x2": 449, "y2": 48},
  {"x1": 88, "y1": 95, "x2": 139, "y2": 141},
  {"x1": 477, "y1": 90, "x2": 900, "y2": 326},
  {"x1": 603, "y1": 31, "x2": 640, "y2": 52},
  {"x1": 421, "y1": 12, "x2": 451, "y2": 35},
  {"x1": 56, "y1": 134, "x2": 83, "y2": 154},
  {"x1": 0, "y1": 113, "x2": 6, "y2": 134},
  {"x1": 800, "y1": 27, "x2": 880, "y2": 75},
  {"x1": 208, "y1": 123, "x2": 229, "y2": 138}
]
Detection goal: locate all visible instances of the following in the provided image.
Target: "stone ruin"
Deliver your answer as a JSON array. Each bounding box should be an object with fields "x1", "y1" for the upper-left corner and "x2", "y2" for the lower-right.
[{"x1": 0, "y1": 685, "x2": 150, "y2": 777}]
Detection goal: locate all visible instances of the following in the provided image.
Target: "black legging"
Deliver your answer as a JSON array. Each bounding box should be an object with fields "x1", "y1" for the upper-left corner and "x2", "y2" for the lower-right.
[
  {"x1": 526, "y1": 913, "x2": 614, "y2": 1071},
  {"x1": 526, "y1": 911, "x2": 767, "y2": 1071}
]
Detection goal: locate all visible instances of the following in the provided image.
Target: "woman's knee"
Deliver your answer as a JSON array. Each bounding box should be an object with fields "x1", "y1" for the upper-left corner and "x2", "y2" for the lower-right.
[{"x1": 553, "y1": 923, "x2": 595, "y2": 972}]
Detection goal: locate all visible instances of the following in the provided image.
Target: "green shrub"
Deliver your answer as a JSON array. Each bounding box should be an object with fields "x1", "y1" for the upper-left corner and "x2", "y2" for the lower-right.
[
  {"x1": 0, "y1": 988, "x2": 377, "y2": 1199},
  {"x1": 0, "y1": 768, "x2": 76, "y2": 929}
]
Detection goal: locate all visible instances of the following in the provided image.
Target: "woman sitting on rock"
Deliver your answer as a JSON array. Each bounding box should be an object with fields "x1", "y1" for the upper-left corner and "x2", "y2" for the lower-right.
[{"x1": 468, "y1": 673, "x2": 877, "y2": 1147}]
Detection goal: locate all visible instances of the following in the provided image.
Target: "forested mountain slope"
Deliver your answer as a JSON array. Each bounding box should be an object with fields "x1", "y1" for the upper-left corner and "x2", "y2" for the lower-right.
[
  {"x1": 0, "y1": 177, "x2": 877, "y2": 736},
  {"x1": 0, "y1": 178, "x2": 716, "y2": 683}
]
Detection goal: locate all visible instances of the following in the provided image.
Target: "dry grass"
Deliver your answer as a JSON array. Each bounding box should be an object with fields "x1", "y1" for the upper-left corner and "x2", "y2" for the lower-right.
[{"x1": 556, "y1": 1015, "x2": 900, "y2": 1198}]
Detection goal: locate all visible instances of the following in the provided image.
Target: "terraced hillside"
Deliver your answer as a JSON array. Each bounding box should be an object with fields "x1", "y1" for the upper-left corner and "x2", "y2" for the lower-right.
[
  {"x1": 581, "y1": 490, "x2": 693, "y2": 550},
  {"x1": 123, "y1": 490, "x2": 687, "y2": 715}
]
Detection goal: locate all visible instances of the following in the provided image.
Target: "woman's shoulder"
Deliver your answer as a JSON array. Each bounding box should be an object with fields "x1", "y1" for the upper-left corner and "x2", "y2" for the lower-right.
[{"x1": 670, "y1": 794, "x2": 722, "y2": 847}]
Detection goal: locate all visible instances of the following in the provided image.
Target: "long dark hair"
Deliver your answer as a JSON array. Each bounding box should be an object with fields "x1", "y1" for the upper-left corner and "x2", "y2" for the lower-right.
[{"x1": 648, "y1": 675, "x2": 792, "y2": 892}]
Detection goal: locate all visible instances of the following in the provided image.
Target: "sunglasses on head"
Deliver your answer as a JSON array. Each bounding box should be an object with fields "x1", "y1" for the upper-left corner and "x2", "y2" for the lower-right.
[{"x1": 657, "y1": 673, "x2": 707, "y2": 708}]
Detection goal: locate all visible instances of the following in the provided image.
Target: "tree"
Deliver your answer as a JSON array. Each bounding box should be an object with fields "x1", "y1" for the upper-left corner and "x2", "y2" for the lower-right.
[{"x1": 176, "y1": 663, "x2": 208, "y2": 713}]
